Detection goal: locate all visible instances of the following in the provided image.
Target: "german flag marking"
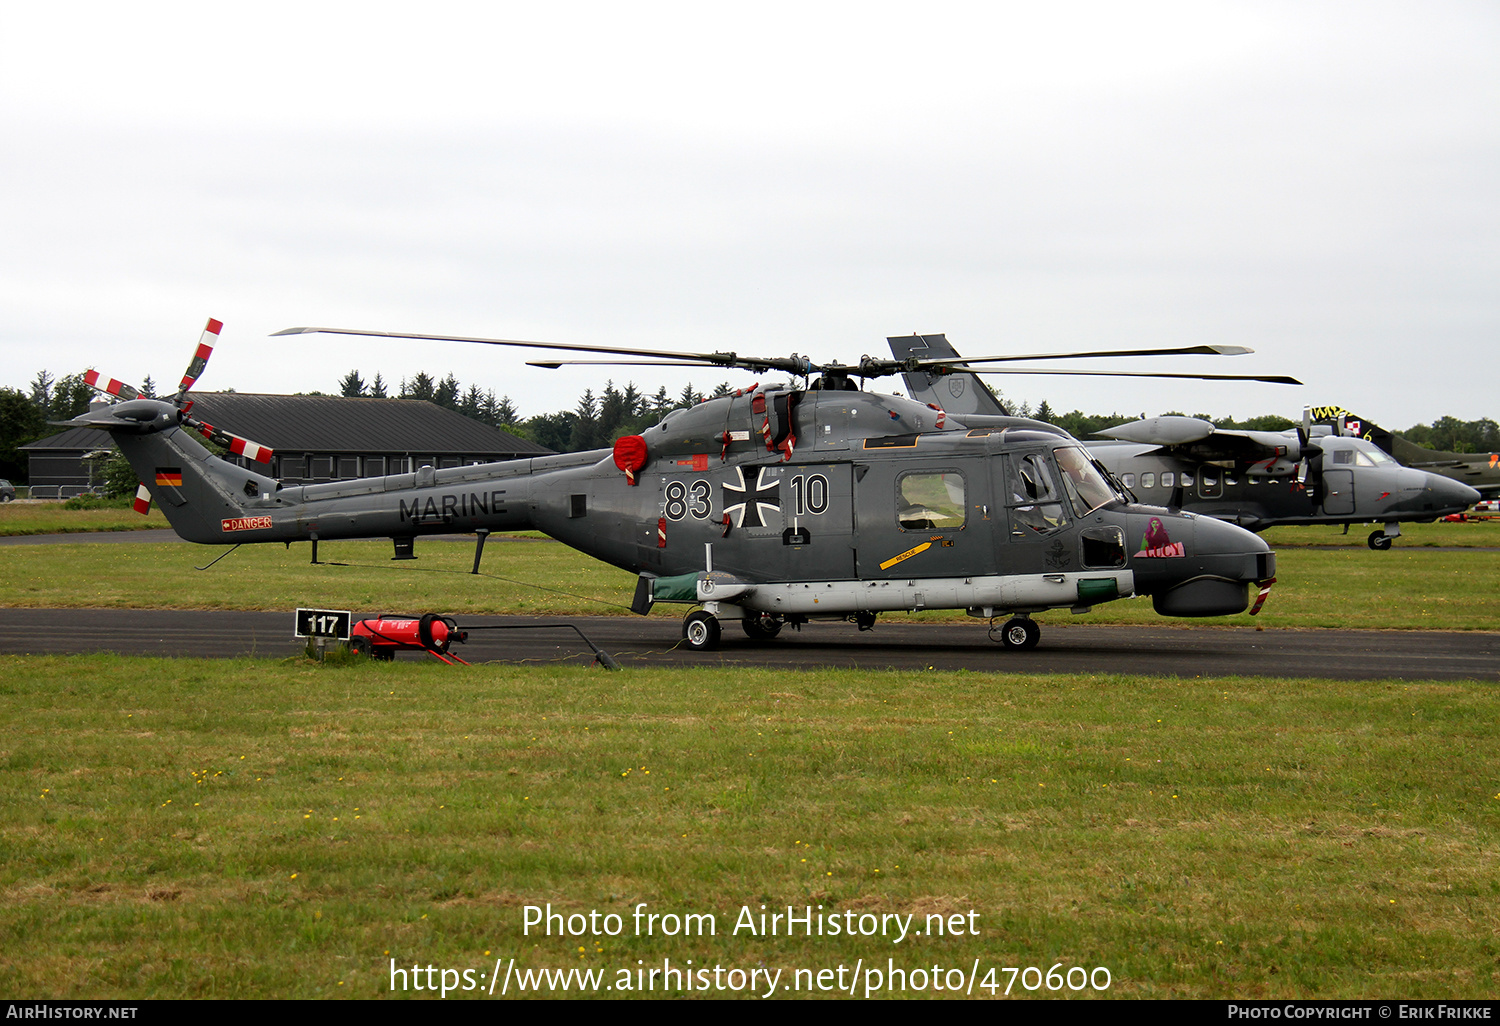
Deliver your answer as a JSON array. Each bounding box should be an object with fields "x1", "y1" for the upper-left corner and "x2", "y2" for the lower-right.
[{"x1": 155, "y1": 469, "x2": 183, "y2": 487}]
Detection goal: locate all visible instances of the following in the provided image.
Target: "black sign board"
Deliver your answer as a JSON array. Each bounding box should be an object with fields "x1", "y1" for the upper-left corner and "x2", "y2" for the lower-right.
[{"x1": 294, "y1": 608, "x2": 352, "y2": 640}]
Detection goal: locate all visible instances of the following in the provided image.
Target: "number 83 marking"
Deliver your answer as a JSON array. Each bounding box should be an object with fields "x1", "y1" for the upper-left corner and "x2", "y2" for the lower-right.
[{"x1": 663, "y1": 474, "x2": 829, "y2": 521}]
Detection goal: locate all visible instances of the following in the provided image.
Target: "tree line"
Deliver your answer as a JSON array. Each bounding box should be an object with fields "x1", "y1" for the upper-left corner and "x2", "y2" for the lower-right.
[{"x1": 327, "y1": 369, "x2": 734, "y2": 454}]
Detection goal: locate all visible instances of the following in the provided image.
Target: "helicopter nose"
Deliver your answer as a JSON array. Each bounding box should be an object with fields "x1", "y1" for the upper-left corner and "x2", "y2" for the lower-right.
[{"x1": 1129, "y1": 511, "x2": 1275, "y2": 617}]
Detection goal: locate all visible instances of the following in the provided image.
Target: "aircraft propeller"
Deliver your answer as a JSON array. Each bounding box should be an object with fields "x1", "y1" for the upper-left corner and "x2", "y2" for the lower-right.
[{"x1": 1294, "y1": 406, "x2": 1325, "y2": 503}]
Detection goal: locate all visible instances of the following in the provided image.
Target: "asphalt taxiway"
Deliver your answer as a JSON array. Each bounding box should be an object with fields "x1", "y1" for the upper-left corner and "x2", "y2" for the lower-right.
[{"x1": 1, "y1": 608, "x2": 1495, "y2": 680}]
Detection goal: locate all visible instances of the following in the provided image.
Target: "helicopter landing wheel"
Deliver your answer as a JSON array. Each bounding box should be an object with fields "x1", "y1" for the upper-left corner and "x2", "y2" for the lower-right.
[
  {"x1": 683, "y1": 610, "x2": 722, "y2": 651},
  {"x1": 999, "y1": 617, "x2": 1041, "y2": 651},
  {"x1": 742, "y1": 612, "x2": 783, "y2": 641},
  {"x1": 1368, "y1": 530, "x2": 1393, "y2": 551}
]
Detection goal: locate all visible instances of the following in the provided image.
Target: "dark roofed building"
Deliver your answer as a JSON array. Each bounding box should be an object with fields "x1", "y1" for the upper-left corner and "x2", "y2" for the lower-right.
[
  {"x1": 19, "y1": 426, "x2": 118, "y2": 498},
  {"x1": 23, "y1": 393, "x2": 550, "y2": 498}
]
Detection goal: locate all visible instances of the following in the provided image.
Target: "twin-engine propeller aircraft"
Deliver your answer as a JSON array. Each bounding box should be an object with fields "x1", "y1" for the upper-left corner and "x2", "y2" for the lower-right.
[
  {"x1": 890, "y1": 335, "x2": 1479, "y2": 550},
  {"x1": 68, "y1": 320, "x2": 1290, "y2": 652}
]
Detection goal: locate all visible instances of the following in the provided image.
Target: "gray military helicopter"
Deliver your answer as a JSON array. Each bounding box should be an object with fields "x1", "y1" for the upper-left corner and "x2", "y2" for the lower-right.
[
  {"x1": 890, "y1": 335, "x2": 1480, "y2": 550},
  {"x1": 68, "y1": 320, "x2": 1287, "y2": 652}
]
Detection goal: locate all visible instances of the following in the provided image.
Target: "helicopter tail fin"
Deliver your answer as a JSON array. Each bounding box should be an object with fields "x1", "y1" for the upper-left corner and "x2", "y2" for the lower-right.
[
  {"x1": 61, "y1": 399, "x2": 282, "y2": 544},
  {"x1": 887, "y1": 334, "x2": 1010, "y2": 417}
]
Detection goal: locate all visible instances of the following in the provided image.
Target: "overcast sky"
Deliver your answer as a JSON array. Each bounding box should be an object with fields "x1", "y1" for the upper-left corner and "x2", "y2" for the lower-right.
[{"x1": 2, "y1": 1, "x2": 1496, "y2": 427}]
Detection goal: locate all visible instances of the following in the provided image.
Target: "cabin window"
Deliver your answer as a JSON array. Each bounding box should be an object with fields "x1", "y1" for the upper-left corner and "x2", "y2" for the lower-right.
[
  {"x1": 1180, "y1": 473, "x2": 1194, "y2": 487},
  {"x1": 1006, "y1": 453, "x2": 1068, "y2": 537},
  {"x1": 1333, "y1": 449, "x2": 1355, "y2": 465},
  {"x1": 897, "y1": 471, "x2": 965, "y2": 531},
  {"x1": 1141, "y1": 472, "x2": 1156, "y2": 489},
  {"x1": 1121, "y1": 473, "x2": 1136, "y2": 489},
  {"x1": 1161, "y1": 472, "x2": 1175, "y2": 487}
]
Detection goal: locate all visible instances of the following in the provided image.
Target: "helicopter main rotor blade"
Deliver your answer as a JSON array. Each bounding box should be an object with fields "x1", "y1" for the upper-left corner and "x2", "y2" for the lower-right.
[
  {"x1": 916, "y1": 344, "x2": 1253, "y2": 369},
  {"x1": 273, "y1": 326, "x2": 817, "y2": 375},
  {"x1": 526, "y1": 359, "x2": 735, "y2": 369},
  {"x1": 969, "y1": 368, "x2": 1302, "y2": 384},
  {"x1": 276, "y1": 327, "x2": 1288, "y2": 384}
]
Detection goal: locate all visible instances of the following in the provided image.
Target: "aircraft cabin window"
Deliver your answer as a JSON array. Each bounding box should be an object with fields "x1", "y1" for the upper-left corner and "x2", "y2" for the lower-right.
[
  {"x1": 1161, "y1": 472, "x2": 1175, "y2": 488},
  {"x1": 897, "y1": 471, "x2": 966, "y2": 531},
  {"x1": 1141, "y1": 472, "x2": 1156, "y2": 489},
  {"x1": 1333, "y1": 449, "x2": 1355, "y2": 466},
  {"x1": 1181, "y1": 473, "x2": 1194, "y2": 487},
  {"x1": 1081, "y1": 526, "x2": 1126, "y2": 568},
  {"x1": 1122, "y1": 473, "x2": 1136, "y2": 489},
  {"x1": 1353, "y1": 450, "x2": 1378, "y2": 468}
]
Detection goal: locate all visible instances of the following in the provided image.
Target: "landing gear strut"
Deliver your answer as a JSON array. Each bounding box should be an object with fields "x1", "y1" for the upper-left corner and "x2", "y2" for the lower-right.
[{"x1": 995, "y1": 616, "x2": 1041, "y2": 650}]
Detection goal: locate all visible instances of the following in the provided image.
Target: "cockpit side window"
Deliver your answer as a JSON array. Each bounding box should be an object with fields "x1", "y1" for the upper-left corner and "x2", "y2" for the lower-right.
[
  {"x1": 1006, "y1": 453, "x2": 1069, "y2": 537},
  {"x1": 1053, "y1": 446, "x2": 1117, "y2": 515},
  {"x1": 1355, "y1": 442, "x2": 1397, "y2": 467}
]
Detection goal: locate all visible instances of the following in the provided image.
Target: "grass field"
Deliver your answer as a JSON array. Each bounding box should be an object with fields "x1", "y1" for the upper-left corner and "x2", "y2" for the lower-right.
[
  {"x1": 2, "y1": 526, "x2": 1497, "y2": 631},
  {"x1": 0, "y1": 501, "x2": 173, "y2": 536},
  {"x1": 1, "y1": 510, "x2": 1497, "y2": 1000},
  {"x1": 1, "y1": 656, "x2": 1497, "y2": 999}
]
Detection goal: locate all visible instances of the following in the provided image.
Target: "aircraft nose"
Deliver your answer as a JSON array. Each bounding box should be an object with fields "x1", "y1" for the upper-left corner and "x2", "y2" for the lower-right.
[
  {"x1": 1128, "y1": 511, "x2": 1275, "y2": 616},
  {"x1": 1429, "y1": 474, "x2": 1482, "y2": 513}
]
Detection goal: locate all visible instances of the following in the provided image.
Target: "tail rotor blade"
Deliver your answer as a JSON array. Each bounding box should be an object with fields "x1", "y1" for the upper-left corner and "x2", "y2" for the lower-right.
[
  {"x1": 184, "y1": 416, "x2": 275, "y2": 464},
  {"x1": 176, "y1": 318, "x2": 221, "y2": 397},
  {"x1": 132, "y1": 483, "x2": 152, "y2": 516},
  {"x1": 82, "y1": 369, "x2": 141, "y2": 402}
]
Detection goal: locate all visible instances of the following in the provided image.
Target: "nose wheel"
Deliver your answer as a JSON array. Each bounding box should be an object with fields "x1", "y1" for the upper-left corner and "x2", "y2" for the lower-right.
[
  {"x1": 1367, "y1": 530, "x2": 1394, "y2": 551},
  {"x1": 993, "y1": 616, "x2": 1041, "y2": 650},
  {"x1": 682, "y1": 610, "x2": 722, "y2": 651}
]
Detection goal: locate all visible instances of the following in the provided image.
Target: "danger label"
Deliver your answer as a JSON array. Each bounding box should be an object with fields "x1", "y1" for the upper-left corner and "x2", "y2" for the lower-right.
[{"x1": 222, "y1": 516, "x2": 273, "y2": 532}]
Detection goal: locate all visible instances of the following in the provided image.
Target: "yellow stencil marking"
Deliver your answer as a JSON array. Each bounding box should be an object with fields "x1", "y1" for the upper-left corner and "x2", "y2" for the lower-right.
[{"x1": 880, "y1": 541, "x2": 931, "y2": 570}]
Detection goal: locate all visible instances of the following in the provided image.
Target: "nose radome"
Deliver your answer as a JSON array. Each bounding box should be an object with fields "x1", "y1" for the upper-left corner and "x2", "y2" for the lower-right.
[{"x1": 1431, "y1": 475, "x2": 1482, "y2": 511}]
